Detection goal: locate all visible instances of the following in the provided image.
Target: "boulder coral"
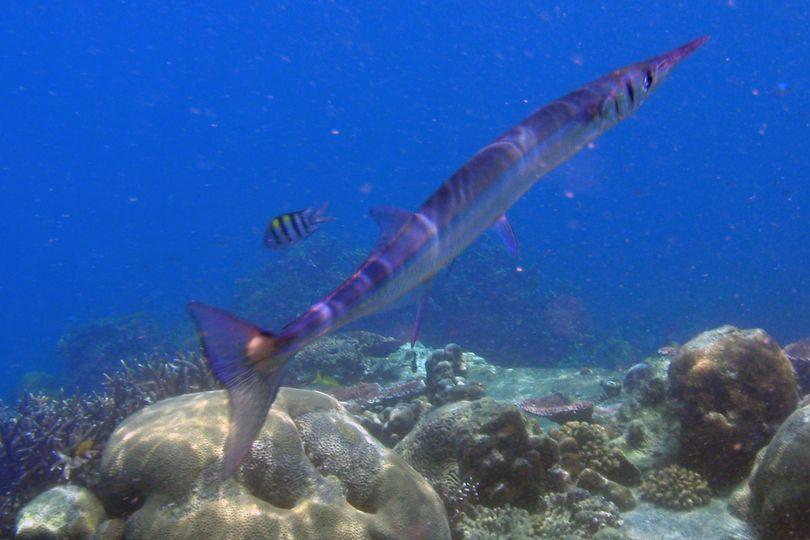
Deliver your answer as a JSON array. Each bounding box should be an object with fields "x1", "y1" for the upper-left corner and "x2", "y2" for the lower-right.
[
  {"x1": 99, "y1": 389, "x2": 450, "y2": 540},
  {"x1": 730, "y1": 403, "x2": 810, "y2": 539},
  {"x1": 548, "y1": 421, "x2": 641, "y2": 487},
  {"x1": 668, "y1": 326, "x2": 798, "y2": 486},
  {"x1": 15, "y1": 485, "x2": 106, "y2": 540},
  {"x1": 395, "y1": 398, "x2": 558, "y2": 510}
]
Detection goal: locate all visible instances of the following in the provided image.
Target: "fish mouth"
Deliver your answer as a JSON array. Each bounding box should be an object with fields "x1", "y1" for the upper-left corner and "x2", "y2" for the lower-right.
[{"x1": 656, "y1": 35, "x2": 710, "y2": 74}]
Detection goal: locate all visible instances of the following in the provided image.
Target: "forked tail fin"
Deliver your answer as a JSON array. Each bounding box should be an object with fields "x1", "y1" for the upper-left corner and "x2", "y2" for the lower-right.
[{"x1": 187, "y1": 301, "x2": 288, "y2": 479}]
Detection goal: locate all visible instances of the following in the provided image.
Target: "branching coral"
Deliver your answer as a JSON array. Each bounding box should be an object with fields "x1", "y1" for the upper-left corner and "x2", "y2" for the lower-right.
[
  {"x1": 639, "y1": 465, "x2": 711, "y2": 510},
  {"x1": 0, "y1": 352, "x2": 217, "y2": 536},
  {"x1": 455, "y1": 492, "x2": 623, "y2": 539},
  {"x1": 0, "y1": 391, "x2": 127, "y2": 537},
  {"x1": 102, "y1": 352, "x2": 218, "y2": 406}
]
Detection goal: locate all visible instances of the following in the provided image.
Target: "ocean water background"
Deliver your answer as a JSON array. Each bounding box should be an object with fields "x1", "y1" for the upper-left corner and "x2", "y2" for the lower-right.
[{"x1": 0, "y1": 2, "x2": 807, "y2": 400}]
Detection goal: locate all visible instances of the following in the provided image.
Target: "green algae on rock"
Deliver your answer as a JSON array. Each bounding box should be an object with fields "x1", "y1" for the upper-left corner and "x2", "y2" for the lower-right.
[
  {"x1": 99, "y1": 389, "x2": 450, "y2": 540},
  {"x1": 639, "y1": 465, "x2": 710, "y2": 511},
  {"x1": 15, "y1": 485, "x2": 106, "y2": 540}
]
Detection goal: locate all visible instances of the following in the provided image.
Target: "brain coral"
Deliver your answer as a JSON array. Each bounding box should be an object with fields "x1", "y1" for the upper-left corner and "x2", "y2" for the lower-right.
[
  {"x1": 668, "y1": 325, "x2": 798, "y2": 486},
  {"x1": 99, "y1": 389, "x2": 450, "y2": 540}
]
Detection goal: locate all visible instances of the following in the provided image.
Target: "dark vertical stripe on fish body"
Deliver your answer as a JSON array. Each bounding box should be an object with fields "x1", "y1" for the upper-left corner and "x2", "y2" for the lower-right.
[
  {"x1": 288, "y1": 213, "x2": 302, "y2": 238},
  {"x1": 299, "y1": 212, "x2": 312, "y2": 234},
  {"x1": 279, "y1": 215, "x2": 294, "y2": 243}
]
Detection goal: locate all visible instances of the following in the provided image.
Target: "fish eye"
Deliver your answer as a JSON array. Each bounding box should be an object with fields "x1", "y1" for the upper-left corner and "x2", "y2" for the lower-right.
[{"x1": 643, "y1": 70, "x2": 653, "y2": 90}]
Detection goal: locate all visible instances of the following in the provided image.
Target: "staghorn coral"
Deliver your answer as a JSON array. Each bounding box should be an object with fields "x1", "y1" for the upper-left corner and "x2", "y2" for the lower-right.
[
  {"x1": 0, "y1": 352, "x2": 217, "y2": 537},
  {"x1": 668, "y1": 326, "x2": 798, "y2": 486},
  {"x1": 102, "y1": 352, "x2": 218, "y2": 406},
  {"x1": 549, "y1": 421, "x2": 640, "y2": 486},
  {"x1": 0, "y1": 391, "x2": 129, "y2": 537},
  {"x1": 99, "y1": 388, "x2": 450, "y2": 539},
  {"x1": 639, "y1": 465, "x2": 710, "y2": 510}
]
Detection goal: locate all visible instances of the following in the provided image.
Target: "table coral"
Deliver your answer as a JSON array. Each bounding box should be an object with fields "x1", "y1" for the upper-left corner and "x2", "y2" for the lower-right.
[
  {"x1": 99, "y1": 388, "x2": 450, "y2": 540},
  {"x1": 639, "y1": 465, "x2": 710, "y2": 510}
]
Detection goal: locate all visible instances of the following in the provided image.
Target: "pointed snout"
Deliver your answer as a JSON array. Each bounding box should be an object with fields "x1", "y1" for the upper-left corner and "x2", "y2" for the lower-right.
[{"x1": 656, "y1": 35, "x2": 710, "y2": 75}]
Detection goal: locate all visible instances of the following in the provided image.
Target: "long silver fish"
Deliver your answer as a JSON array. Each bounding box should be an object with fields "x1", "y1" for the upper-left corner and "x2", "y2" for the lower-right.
[{"x1": 189, "y1": 36, "x2": 708, "y2": 477}]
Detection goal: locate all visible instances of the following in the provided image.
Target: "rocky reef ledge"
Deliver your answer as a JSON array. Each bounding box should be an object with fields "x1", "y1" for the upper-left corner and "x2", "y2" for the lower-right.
[{"x1": 12, "y1": 325, "x2": 807, "y2": 539}]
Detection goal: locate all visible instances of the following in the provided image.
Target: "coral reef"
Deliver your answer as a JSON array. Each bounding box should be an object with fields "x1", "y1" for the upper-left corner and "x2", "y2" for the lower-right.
[
  {"x1": 1, "y1": 353, "x2": 216, "y2": 537},
  {"x1": 289, "y1": 331, "x2": 409, "y2": 386},
  {"x1": 668, "y1": 325, "x2": 799, "y2": 486},
  {"x1": 577, "y1": 468, "x2": 636, "y2": 511},
  {"x1": 425, "y1": 344, "x2": 486, "y2": 405},
  {"x1": 15, "y1": 485, "x2": 106, "y2": 540},
  {"x1": 57, "y1": 313, "x2": 170, "y2": 391},
  {"x1": 395, "y1": 398, "x2": 558, "y2": 513},
  {"x1": 625, "y1": 420, "x2": 645, "y2": 448},
  {"x1": 455, "y1": 491, "x2": 623, "y2": 539},
  {"x1": 622, "y1": 361, "x2": 666, "y2": 406},
  {"x1": 730, "y1": 402, "x2": 810, "y2": 539},
  {"x1": 784, "y1": 338, "x2": 810, "y2": 395},
  {"x1": 519, "y1": 395, "x2": 594, "y2": 424},
  {"x1": 99, "y1": 389, "x2": 450, "y2": 539},
  {"x1": 353, "y1": 396, "x2": 432, "y2": 447},
  {"x1": 102, "y1": 352, "x2": 218, "y2": 406},
  {"x1": 639, "y1": 465, "x2": 710, "y2": 510},
  {"x1": 0, "y1": 392, "x2": 124, "y2": 536},
  {"x1": 548, "y1": 421, "x2": 641, "y2": 486}
]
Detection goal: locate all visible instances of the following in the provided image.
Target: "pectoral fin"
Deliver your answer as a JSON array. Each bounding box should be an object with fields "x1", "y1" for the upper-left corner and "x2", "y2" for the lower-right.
[
  {"x1": 410, "y1": 280, "x2": 433, "y2": 346},
  {"x1": 492, "y1": 215, "x2": 519, "y2": 259}
]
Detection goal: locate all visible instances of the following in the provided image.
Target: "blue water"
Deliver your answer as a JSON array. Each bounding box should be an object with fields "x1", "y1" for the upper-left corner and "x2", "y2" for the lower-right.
[{"x1": 1, "y1": 2, "x2": 807, "y2": 400}]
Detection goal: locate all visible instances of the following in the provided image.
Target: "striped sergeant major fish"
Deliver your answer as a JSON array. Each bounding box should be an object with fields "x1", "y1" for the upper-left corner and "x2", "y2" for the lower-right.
[
  {"x1": 263, "y1": 205, "x2": 334, "y2": 249},
  {"x1": 189, "y1": 36, "x2": 709, "y2": 478}
]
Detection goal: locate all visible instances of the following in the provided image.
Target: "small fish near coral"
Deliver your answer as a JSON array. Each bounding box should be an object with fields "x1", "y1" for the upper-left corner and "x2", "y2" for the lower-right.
[
  {"x1": 263, "y1": 204, "x2": 334, "y2": 249},
  {"x1": 189, "y1": 36, "x2": 709, "y2": 478}
]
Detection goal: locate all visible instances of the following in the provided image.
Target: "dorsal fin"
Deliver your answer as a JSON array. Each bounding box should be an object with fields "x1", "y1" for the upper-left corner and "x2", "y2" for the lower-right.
[{"x1": 370, "y1": 206, "x2": 414, "y2": 248}]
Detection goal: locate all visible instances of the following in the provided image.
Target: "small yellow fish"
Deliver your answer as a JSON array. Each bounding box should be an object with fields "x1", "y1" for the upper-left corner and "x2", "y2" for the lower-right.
[
  {"x1": 75, "y1": 439, "x2": 95, "y2": 458},
  {"x1": 310, "y1": 371, "x2": 342, "y2": 389}
]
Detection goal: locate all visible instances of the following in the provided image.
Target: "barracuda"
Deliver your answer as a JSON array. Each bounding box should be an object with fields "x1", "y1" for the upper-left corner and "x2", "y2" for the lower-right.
[{"x1": 189, "y1": 36, "x2": 709, "y2": 478}]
